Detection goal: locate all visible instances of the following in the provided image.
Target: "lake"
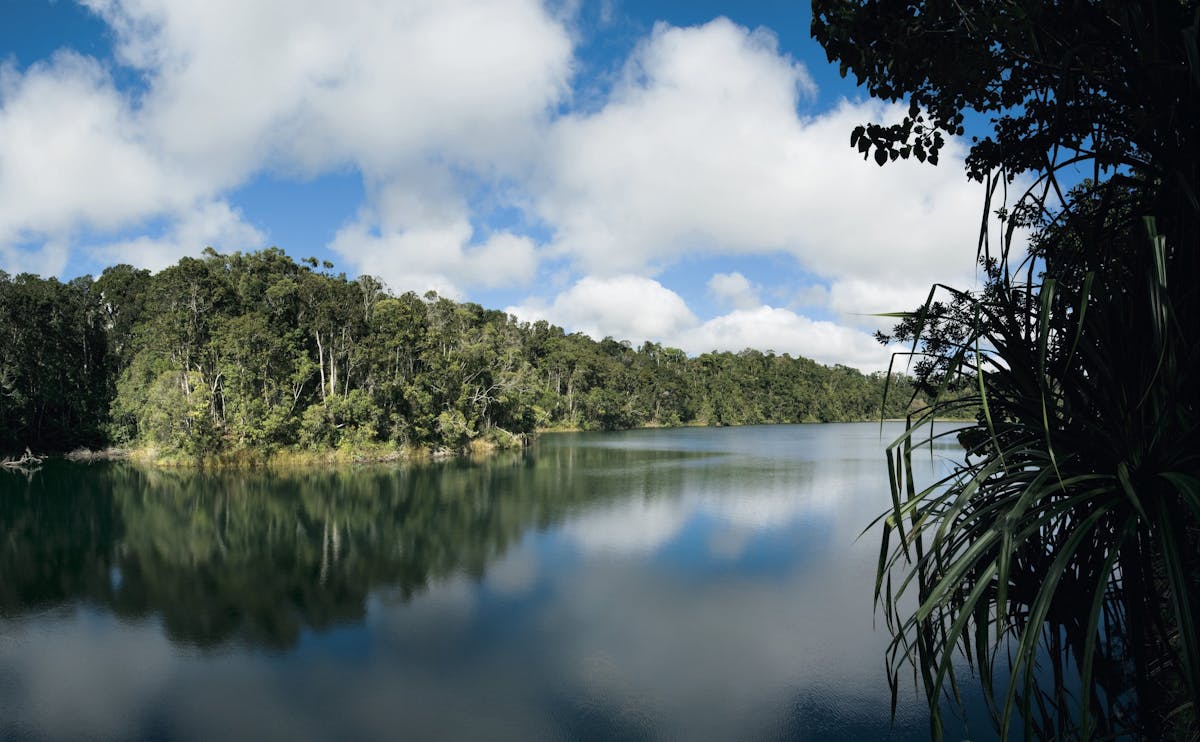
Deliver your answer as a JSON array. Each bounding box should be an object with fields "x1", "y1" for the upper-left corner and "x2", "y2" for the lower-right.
[{"x1": 0, "y1": 422, "x2": 992, "y2": 741}]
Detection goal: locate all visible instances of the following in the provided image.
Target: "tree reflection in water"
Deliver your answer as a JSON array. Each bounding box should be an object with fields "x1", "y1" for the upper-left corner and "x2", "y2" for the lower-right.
[{"x1": 0, "y1": 445, "x2": 703, "y2": 649}]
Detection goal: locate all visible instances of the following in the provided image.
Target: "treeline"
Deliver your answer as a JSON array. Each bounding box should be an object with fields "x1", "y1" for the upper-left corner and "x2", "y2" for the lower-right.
[{"x1": 0, "y1": 248, "x2": 925, "y2": 456}]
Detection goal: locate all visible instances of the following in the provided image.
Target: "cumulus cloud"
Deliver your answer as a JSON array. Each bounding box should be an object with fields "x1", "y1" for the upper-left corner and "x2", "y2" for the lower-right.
[
  {"x1": 331, "y1": 217, "x2": 538, "y2": 299},
  {"x1": 509, "y1": 275, "x2": 895, "y2": 371},
  {"x1": 85, "y1": 0, "x2": 573, "y2": 178},
  {"x1": 708, "y1": 271, "x2": 760, "y2": 310},
  {"x1": 328, "y1": 173, "x2": 540, "y2": 296},
  {"x1": 2, "y1": 0, "x2": 572, "y2": 280},
  {"x1": 0, "y1": 241, "x2": 71, "y2": 278},
  {"x1": 0, "y1": 52, "x2": 193, "y2": 246},
  {"x1": 0, "y1": 6, "x2": 995, "y2": 369},
  {"x1": 507, "y1": 274, "x2": 697, "y2": 341},
  {"x1": 535, "y1": 17, "x2": 983, "y2": 312},
  {"x1": 674, "y1": 306, "x2": 891, "y2": 371},
  {"x1": 825, "y1": 276, "x2": 942, "y2": 330},
  {"x1": 88, "y1": 200, "x2": 266, "y2": 273}
]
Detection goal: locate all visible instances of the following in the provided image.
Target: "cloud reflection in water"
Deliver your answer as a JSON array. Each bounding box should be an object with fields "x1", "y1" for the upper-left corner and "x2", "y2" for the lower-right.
[{"x1": 0, "y1": 423, "x2": 978, "y2": 740}]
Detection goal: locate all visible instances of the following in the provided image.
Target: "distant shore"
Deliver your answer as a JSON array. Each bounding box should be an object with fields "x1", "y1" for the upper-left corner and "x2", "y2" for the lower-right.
[
  {"x1": 19, "y1": 418, "x2": 977, "y2": 470},
  {"x1": 53, "y1": 439, "x2": 514, "y2": 469}
]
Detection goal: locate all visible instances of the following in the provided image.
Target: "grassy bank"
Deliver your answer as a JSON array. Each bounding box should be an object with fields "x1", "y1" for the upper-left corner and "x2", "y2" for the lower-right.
[
  {"x1": 48, "y1": 419, "x2": 975, "y2": 470},
  {"x1": 59, "y1": 436, "x2": 525, "y2": 470}
]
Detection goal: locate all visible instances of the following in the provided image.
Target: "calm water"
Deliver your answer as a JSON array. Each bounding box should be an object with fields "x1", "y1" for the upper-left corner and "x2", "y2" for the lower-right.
[{"x1": 0, "y1": 423, "x2": 991, "y2": 741}]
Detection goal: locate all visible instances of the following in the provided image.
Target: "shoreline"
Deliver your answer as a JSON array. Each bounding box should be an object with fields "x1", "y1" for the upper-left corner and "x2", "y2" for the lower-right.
[
  {"x1": 54, "y1": 439, "x2": 513, "y2": 470},
  {"x1": 16, "y1": 418, "x2": 977, "y2": 470}
]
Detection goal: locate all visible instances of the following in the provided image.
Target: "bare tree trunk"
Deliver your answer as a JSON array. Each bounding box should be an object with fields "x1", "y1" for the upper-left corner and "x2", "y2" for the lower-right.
[
  {"x1": 328, "y1": 344, "x2": 337, "y2": 399},
  {"x1": 315, "y1": 330, "x2": 326, "y2": 402}
]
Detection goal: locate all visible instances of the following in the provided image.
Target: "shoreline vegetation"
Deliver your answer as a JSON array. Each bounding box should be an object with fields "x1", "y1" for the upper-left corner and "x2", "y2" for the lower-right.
[
  {"x1": 0, "y1": 249, "x2": 961, "y2": 469},
  {"x1": 61, "y1": 441, "x2": 489, "y2": 468},
  {"x1": 47, "y1": 415, "x2": 976, "y2": 470}
]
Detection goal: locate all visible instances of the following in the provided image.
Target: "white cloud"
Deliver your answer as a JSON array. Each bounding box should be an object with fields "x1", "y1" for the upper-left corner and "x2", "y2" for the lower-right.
[
  {"x1": 330, "y1": 216, "x2": 538, "y2": 299},
  {"x1": 2, "y1": 0, "x2": 572, "y2": 281},
  {"x1": 674, "y1": 306, "x2": 890, "y2": 371},
  {"x1": 825, "y1": 276, "x2": 942, "y2": 330},
  {"x1": 0, "y1": 241, "x2": 71, "y2": 278},
  {"x1": 508, "y1": 274, "x2": 696, "y2": 341},
  {"x1": 789, "y1": 283, "x2": 830, "y2": 310},
  {"x1": 0, "y1": 6, "x2": 997, "y2": 371},
  {"x1": 509, "y1": 275, "x2": 895, "y2": 371},
  {"x1": 535, "y1": 18, "x2": 983, "y2": 311},
  {"x1": 327, "y1": 173, "x2": 540, "y2": 296},
  {"x1": 86, "y1": 0, "x2": 573, "y2": 178},
  {"x1": 708, "y1": 271, "x2": 760, "y2": 310},
  {"x1": 0, "y1": 53, "x2": 193, "y2": 247},
  {"x1": 88, "y1": 200, "x2": 266, "y2": 272}
]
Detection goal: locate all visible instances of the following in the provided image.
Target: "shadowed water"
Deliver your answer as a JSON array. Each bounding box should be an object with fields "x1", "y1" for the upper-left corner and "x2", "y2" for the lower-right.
[{"x1": 0, "y1": 423, "x2": 992, "y2": 741}]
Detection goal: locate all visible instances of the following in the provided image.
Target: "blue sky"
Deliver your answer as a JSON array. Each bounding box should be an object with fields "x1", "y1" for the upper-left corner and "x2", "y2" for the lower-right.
[{"x1": 0, "y1": 0, "x2": 989, "y2": 370}]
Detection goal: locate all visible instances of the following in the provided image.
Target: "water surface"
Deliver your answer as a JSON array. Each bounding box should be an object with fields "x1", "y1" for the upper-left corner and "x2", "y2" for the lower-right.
[{"x1": 0, "y1": 423, "x2": 988, "y2": 740}]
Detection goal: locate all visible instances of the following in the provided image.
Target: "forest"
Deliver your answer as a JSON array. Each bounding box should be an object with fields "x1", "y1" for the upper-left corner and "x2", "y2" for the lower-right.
[{"x1": 0, "y1": 248, "x2": 923, "y2": 458}]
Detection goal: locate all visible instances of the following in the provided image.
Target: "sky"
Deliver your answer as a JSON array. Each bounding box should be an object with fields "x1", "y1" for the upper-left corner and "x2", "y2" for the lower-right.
[{"x1": 0, "y1": 0, "x2": 993, "y2": 372}]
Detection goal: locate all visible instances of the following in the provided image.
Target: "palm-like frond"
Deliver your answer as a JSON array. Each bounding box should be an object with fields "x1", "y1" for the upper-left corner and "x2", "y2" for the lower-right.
[{"x1": 879, "y1": 214, "x2": 1200, "y2": 739}]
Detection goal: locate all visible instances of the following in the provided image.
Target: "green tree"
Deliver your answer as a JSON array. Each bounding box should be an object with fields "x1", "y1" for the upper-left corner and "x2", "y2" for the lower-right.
[
  {"x1": 0, "y1": 244, "x2": 916, "y2": 458},
  {"x1": 815, "y1": 1, "x2": 1200, "y2": 737},
  {"x1": 0, "y1": 273, "x2": 109, "y2": 451}
]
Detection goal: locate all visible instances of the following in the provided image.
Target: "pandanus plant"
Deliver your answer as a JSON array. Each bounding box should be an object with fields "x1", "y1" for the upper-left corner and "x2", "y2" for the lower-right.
[
  {"x1": 810, "y1": 0, "x2": 1200, "y2": 736},
  {"x1": 877, "y1": 178, "x2": 1200, "y2": 739}
]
